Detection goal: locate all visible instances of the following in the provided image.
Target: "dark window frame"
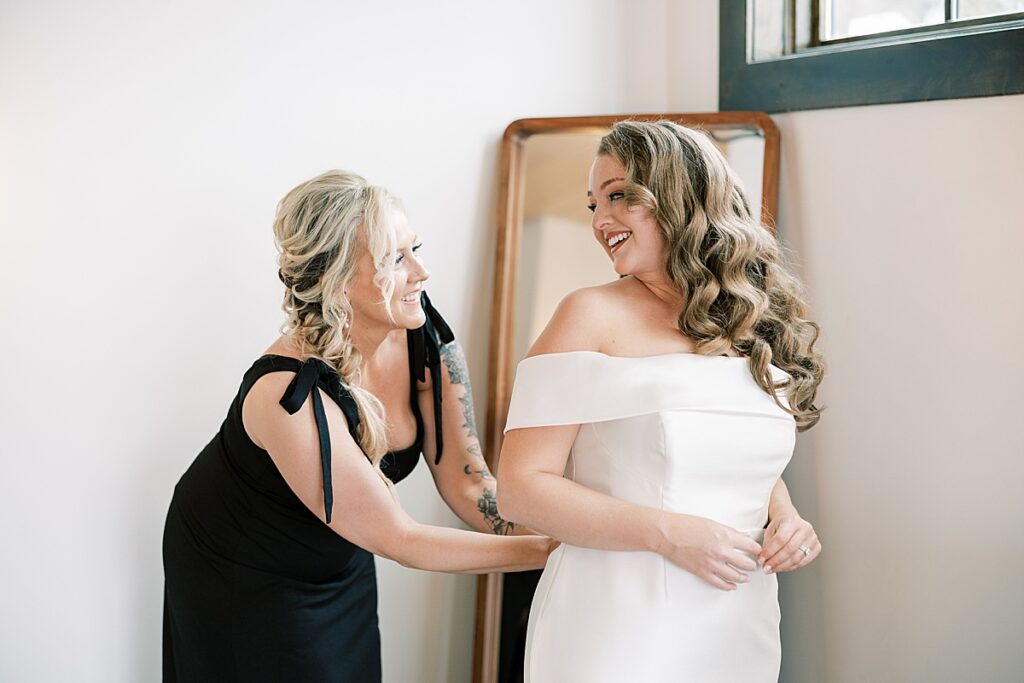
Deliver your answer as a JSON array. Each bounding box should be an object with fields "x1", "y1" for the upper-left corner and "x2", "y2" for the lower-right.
[{"x1": 720, "y1": 0, "x2": 1024, "y2": 113}]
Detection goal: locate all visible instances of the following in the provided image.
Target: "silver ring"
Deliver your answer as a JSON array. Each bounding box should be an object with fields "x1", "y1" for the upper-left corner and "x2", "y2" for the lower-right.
[{"x1": 799, "y1": 544, "x2": 811, "y2": 557}]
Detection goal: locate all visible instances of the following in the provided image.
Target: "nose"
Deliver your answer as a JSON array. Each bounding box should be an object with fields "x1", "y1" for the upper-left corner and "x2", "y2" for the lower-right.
[
  {"x1": 592, "y1": 203, "x2": 612, "y2": 236},
  {"x1": 411, "y1": 257, "x2": 430, "y2": 283}
]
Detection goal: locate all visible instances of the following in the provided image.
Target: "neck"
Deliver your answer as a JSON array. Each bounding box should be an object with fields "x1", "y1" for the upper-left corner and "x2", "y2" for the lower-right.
[
  {"x1": 349, "y1": 318, "x2": 393, "y2": 370},
  {"x1": 634, "y1": 270, "x2": 684, "y2": 309}
]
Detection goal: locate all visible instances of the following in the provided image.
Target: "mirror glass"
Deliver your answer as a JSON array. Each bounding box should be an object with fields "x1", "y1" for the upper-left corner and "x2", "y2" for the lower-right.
[{"x1": 513, "y1": 128, "x2": 765, "y2": 364}]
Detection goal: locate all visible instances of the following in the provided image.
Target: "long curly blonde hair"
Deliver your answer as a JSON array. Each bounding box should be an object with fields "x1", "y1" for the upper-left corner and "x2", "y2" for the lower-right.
[
  {"x1": 273, "y1": 170, "x2": 398, "y2": 463},
  {"x1": 598, "y1": 121, "x2": 825, "y2": 430}
]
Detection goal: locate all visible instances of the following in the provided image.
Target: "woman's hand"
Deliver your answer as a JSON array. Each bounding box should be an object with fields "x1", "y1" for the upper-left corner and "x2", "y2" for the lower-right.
[
  {"x1": 521, "y1": 535, "x2": 561, "y2": 570},
  {"x1": 657, "y1": 515, "x2": 763, "y2": 591},
  {"x1": 758, "y1": 513, "x2": 821, "y2": 574}
]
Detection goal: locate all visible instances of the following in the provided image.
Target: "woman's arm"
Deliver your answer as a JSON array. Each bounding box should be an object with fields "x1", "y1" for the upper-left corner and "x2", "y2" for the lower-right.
[
  {"x1": 419, "y1": 339, "x2": 531, "y2": 536},
  {"x1": 759, "y1": 477, "x2": 822, "y2": 573},
  {"x1": 495, "y1": 290, "x2": 762, "y2": 591},
  {"x1": 243, "y1": 372, "x2": 551, "y2": 573}
]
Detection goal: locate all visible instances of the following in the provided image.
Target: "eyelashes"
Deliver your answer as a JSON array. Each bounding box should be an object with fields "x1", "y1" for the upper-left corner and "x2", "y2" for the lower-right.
[
  {"x1": 394, "y1": 243, "x2": 424, "y2": 266},
  {"x1": 586, "y1": 192, "x2": 624, "y2": 213}
]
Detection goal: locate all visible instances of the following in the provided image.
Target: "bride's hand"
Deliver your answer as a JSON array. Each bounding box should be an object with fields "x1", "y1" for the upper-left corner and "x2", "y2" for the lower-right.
[
  {"x1": 657, "y1": 515, "x2": 762, "y2": 591},
  {"x1": 758, "y1": 514, "x2": 820, "y2": 574}
]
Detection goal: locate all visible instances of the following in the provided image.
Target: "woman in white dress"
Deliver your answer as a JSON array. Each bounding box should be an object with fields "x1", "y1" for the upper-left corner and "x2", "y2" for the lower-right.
[{"x1": 496, "y1": 121, "x2": 825, "y2": 682}]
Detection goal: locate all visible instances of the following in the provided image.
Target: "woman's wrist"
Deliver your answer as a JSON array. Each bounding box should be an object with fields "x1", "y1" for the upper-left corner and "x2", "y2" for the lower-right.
[
  {"x1": 521, "y1": 535, "x2": 555, "y2": 570},
  {"x1": 767, "y1": 478, "x2": 797, "y2": 522},
  {"x1": 646, "y1": 508, "x2": 678, "y2": 555},
  {"x1": 767, "y1": 502, "x2": 799, "y2": 523}
]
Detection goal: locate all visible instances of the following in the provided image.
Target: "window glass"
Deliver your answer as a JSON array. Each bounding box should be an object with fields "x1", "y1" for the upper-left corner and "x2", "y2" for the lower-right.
[
  {"x1": 752, "y1": 0, "x2": 786, "y2": 60},
  {"x1": 824, "y1": 0, "x2": 944, "y2": 40},
  {"x1": 957, "y1": 0, "x2": 1024, "y2": 19}
]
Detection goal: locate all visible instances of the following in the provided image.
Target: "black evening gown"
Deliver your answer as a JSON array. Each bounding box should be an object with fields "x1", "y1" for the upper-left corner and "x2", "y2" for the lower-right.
[{"x1": 162, "y1": 294, "x2": 453, "y2": 682}]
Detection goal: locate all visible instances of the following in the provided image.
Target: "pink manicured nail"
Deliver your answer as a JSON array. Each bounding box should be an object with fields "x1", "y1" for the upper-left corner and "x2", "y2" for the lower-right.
[{"x1": 764, "y1": 565, "x2": 773, "y2": 574}]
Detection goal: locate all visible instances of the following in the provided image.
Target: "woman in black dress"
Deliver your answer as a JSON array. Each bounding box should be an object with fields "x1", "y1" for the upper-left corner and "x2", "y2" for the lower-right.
[{"x1": 162, "y1": 170, "x2": 552, "y2": 682}]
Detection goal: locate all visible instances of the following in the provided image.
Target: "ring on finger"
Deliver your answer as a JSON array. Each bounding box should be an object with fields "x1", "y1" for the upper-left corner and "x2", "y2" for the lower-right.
[{"x1": 798, "y1": 544, "x2": 811, "y2": 557}]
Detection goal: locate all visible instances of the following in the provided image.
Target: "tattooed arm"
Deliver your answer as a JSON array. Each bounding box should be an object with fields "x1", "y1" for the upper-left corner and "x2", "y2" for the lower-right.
[{"x1": 419, "y1": 339, "x2": 528, "y2": 536}]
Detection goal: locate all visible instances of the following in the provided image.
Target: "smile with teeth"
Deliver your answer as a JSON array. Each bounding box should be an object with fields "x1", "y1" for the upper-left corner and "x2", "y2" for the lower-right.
[
  {"x1": 400, "y1": 290, "x2": 421, "y2": 304},
  {"x1": 606, "y1": 231, "x2": 632, "y2": 251}
]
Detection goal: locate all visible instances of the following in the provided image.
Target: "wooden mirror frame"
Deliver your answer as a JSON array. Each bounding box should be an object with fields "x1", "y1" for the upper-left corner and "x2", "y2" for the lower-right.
[{"x1": 471, "y1": 113, "x2": 780, "y2": 683}]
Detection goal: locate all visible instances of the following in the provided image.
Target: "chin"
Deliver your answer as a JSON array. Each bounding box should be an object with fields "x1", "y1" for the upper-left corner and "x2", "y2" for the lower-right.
[
  {"x1": 397, "y1": 309, "x2": 427, "y2": 329},
  {"x1": 611, "y1": 257, "x2": 633, "y2": 277}
]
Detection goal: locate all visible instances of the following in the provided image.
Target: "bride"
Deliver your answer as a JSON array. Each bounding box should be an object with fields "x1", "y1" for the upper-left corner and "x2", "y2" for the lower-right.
[{"x1": 496, "y1": 121, "x2": 825, "y2": 682}]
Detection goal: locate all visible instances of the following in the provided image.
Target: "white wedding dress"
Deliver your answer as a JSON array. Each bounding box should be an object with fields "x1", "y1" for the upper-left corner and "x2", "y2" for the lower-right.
[{"x1": 504, "y1": 351, "x2": 796, "y2": 683}]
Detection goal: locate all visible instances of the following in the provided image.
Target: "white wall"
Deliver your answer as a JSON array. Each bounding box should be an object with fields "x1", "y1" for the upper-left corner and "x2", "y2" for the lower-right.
[
  {"x1": 0, "y1": 1, "x2": 670, "y2": 681},
  {"x1": 667, "y1": 4, "x2": 1024, "y2": 681}
]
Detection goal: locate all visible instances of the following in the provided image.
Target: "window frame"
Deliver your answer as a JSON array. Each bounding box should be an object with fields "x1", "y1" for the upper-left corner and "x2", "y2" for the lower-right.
[{"x1": 720, "y1": 0, "x2": 1024, "y2": 113}]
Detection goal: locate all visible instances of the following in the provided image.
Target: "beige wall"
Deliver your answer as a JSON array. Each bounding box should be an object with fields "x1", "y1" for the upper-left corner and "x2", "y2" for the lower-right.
[
  {"x1": 668, "y1": 3, "x2": 1024, "y2": 681},
  {"x1": 775, "y1": 93, "x2": 1024, "y2": 683},
  {"x1": 667, "y1": 1, "x2": 719, "y2": 112}
]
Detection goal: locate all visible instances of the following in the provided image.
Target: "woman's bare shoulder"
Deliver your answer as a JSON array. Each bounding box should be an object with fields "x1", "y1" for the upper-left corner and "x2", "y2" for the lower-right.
[
  {"x1": 527, "y1": 281, "x2": 633, "y2": 357},
  {"x1": 242, "y1": 366, "x2": 357, "y2": 458},
  {"x1": 241, "y1": 370, "x2": 305, "y2": 449}
]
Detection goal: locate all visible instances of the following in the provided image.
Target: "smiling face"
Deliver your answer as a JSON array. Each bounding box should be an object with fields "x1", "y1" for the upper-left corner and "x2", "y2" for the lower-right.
[
  {"x1": 348, "y1": 206, "x2": 429, "y2": 332},
  {"x1": 587, "y1": 153, "x2": 667, "y2": 278}
]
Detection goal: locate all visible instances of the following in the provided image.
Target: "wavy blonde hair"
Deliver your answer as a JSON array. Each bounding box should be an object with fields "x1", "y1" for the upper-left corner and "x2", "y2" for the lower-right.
[
  {"x1": 598, "y1": 121, "x2": 825, "y2": 430},
  {"x1": 273, "y1": 169, "x2": 399, "y2": 463}
]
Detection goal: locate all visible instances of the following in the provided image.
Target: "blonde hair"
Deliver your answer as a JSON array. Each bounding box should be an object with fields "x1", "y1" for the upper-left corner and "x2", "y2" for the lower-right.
[
  {"x1": 598, "y1": 121, "x2": 825, "y2": 430},
  {"x1": 273, "y1": 169, "x2": 399, "y2": 463}
]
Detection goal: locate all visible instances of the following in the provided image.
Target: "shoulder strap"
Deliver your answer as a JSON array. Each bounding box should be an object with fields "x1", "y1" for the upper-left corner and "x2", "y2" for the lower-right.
[
  {"x1": 408, "y1": 291, "x2": 455, "y2": 464},
  {"x1": 276, "y1": 357, "x2": 361, "y2": 524}
]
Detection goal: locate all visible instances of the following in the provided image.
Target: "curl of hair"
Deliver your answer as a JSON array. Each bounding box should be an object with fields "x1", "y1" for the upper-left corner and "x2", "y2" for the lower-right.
[
  {"x1": 273, "y1": 170, "x2": 400, "y2": 464},
  {"x1": 598, "y1": 121, "x2": 825, "y2": 430}
]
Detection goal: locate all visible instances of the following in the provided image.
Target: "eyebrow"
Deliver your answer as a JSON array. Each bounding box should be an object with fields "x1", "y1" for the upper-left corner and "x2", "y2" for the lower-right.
[{"x1": 586, "y1": 177, "x2": 626, "y2": 196}]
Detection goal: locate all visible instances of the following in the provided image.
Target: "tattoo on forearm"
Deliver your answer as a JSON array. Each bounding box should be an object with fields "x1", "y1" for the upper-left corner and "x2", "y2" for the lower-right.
[
  {"x1": 439, "y1": 342, "x2": 511, "y2": 532},
  {"x1": 440, "y1": 341, "x2": 480, "y2": 442},
  {"x1": 464, "y1": 464, "x2": 494, "y2": 480},
  {"x1": 477, "y1": 488, "x2": 515, "y2": 535}
]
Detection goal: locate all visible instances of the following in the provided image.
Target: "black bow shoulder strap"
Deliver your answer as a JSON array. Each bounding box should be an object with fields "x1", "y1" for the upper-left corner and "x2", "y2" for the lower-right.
[
  {"x1": 409, "y1": 291, "x2": 456, "y2": 464},
  {"x1": 278, "y1": 357, "x2": 361, "y2": 524}
]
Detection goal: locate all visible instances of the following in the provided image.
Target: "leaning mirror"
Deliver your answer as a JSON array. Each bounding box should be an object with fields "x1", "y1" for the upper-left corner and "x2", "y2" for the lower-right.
[{"x1": 472, "y1": 113, "x2": 780, "y2": 683}]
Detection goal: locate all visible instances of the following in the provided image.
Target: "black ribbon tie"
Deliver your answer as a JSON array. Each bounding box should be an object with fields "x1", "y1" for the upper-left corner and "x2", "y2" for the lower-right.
[
  {"x1": 410, "y1": 291, "x2": 455, "y2": 464},
  {"x1": 278, "y1": 358, "x2": 361, "y2": 525}
]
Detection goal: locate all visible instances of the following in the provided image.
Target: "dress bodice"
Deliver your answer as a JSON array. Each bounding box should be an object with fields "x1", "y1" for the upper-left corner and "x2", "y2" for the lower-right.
[{"x1": 505, "y1": 351, "x2": 796, "y2": 532}]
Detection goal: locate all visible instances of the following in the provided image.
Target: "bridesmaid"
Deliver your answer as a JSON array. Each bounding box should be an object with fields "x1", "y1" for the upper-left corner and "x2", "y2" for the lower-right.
[{"x1": 162, "y1": 170, "x2": 550, "y2": 682}]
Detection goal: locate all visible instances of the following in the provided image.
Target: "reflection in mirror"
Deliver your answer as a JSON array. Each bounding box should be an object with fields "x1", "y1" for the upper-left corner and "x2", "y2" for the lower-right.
[
  {"x1": 475, "y1": 114, "x2": 779, "y2": 683},
  {"x1": 514, "y1": 132, "x2": 611, "y2": 363}
]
